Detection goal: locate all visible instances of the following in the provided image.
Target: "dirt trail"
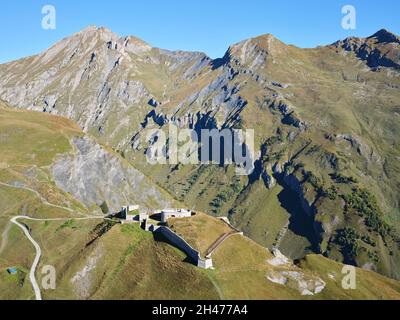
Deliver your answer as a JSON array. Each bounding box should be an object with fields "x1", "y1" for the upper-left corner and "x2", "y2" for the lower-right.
[{"x1": 10, "y1": 215, "x2": 108, "y2": 301}]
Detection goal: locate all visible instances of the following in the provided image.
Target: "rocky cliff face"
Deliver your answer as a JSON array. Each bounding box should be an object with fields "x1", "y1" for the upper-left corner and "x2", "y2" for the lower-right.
[
  {"x1": 332, "y1": 29, "x2": 400, "y2": 70},
  {"x1": 52, "y1": 136, "x2": 174, "y2": 213}
]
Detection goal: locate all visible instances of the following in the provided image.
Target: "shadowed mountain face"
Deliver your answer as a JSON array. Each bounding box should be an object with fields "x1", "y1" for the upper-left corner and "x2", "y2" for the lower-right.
[
  {"x1": 332, "y1": 29, "x2": 400, "y2": 69},
  {"x1": 1, "y1": 27, "x2": 400, "y2": 280}
]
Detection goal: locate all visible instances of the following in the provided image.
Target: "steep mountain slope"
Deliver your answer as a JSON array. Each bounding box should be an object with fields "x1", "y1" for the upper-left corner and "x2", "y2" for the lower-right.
[{"x1": 1, "y1": 27, "x2": 400, "y2": 280}]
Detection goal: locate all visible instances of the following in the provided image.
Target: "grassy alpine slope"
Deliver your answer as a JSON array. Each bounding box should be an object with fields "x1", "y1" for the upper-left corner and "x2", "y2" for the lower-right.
[{"x1": 0, "y1": 104, "x2": 183, "y2": 299}]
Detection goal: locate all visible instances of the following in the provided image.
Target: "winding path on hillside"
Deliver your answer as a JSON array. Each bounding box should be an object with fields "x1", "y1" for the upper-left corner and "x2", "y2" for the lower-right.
[
  {"x1": 1, "y1": 179, "x2": 110, "y2": 300},
  {"x1": 10, "y1": 216, "x2": 43, "y2": 300},
  {"x1": 0, "y1": 181, "x2": 79, "y2": 214},
  {"x1": 9, "y1": 215, "x2": 108, "y2": 301}
]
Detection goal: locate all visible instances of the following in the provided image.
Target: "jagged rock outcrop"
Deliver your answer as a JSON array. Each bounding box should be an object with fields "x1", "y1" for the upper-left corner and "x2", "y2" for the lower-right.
[
  {"x1": 334, "y1": 134, "x2": 381, "y2": 164},
  {"x1": 261, "y1": 170, "x2": 276, "y2": 189},
  {"x1": 266, "y1": 249, "x2": 326, "y2": 296},
  {"x1": 267, "y1": 248, "x2": 290, "y2": 266},
  {"x1": 332, "y1": 29, "x2": 400, "y2": 70}
]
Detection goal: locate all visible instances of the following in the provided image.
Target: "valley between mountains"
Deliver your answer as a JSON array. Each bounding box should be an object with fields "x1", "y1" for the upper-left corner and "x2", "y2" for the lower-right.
[{"x1": 1, "y1": 26, "x2": 400, "y2": 299}]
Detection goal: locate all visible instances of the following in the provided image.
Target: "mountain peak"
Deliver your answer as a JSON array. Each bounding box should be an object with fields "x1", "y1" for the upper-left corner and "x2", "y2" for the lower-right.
[
  {"x1": 124, "y1": 35, "x2": 152, "y2": 51},
  {"x1": 331, "y1": 28, "x2": 400, "y2": 70},
  {"x1": 79, "y1": 25, "x2": 98, "y2": 33},
  {"x1": 369, "y1": 28, "x2": 400, "y2": 43},
  {"x1": 211, "y1": 32, "x2": 288, "y2": 69},
  {"x1": 227, "y1": 33, "x2": 286, "y2": 63},
  {"x1": 254, "y1": 33, "x2": 277, "y2": 40},
  {"x1": 75, "y1": 25, "x2": 119, "y2": 40},
  {"x1": 235, "y1": 33, "x2": 281, "y2": 47},
  {"x1": 54, "y1": 26, "x2": 152, "y2": 56},
  {"x1": 78, "y1": 25, "x2": 113, "y2": 34},
  {"x1": 332, "y1": 29, "x2": 400, "y2": 48}
]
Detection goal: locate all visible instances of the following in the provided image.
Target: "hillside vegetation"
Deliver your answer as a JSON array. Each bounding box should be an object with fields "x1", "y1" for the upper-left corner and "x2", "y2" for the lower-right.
[{"x1": 0, "y1": 106, "x2": 180, "y2": 299}]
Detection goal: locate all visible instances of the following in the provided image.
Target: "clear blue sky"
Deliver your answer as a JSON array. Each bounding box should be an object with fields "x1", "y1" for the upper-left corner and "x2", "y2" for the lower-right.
[{"x1": 0, "y1": 0, "x2": 399, "y2": 63}]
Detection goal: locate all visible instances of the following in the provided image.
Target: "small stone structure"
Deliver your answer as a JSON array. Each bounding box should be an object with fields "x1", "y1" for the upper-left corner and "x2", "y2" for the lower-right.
[
  {"x1": 138, "y1": 212, "x2": 149, "y2": 222},
  {"x1": 121, "y1": 204, "x2": 139, "y2": 219},
  {"x1": 122, "y1": 205, "x2": 139, "y2": 213},
  {"x1": 160, "y1": 209, "x2": 192, "y2": 223},
  {"x1": 119, "y1": 205, "x2": 149, "y2": 224}
]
